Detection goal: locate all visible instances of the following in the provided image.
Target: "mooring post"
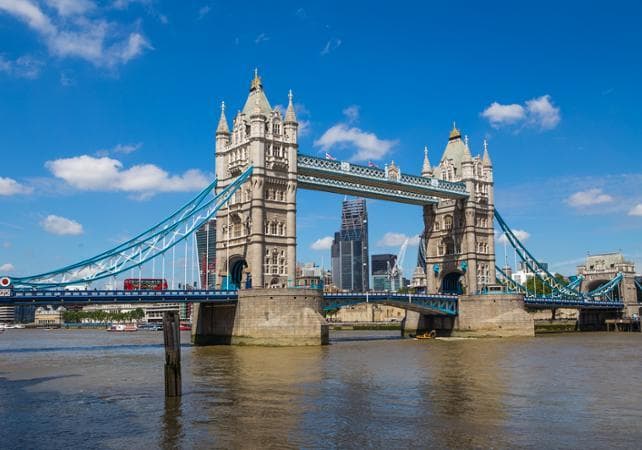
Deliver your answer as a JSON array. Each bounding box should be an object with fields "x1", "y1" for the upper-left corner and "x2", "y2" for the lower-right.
[{"x1": 163, "y1": 310, "x2": 181, "y2": 397}]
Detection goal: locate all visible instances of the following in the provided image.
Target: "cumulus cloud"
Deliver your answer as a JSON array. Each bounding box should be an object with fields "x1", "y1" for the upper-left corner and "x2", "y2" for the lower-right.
[
  {"x1": 481, "y1": 102, "x2": 525, "y2": 127},
  {"x1": 0, "y1": 262, "x2": 15, "y2": 272},
  {"x1": 628, "y1": 203, "x2": 642, "y2": 216},
  {"x1": 482, "y1": 95, "x2": 560, "y2": 130},
  {"x1": 321, "y1": 38, "x2": 341, "y2": 55},
  {"x1": 0, "y1": 0, "x2": 152, "y2": 68},
  {"x1": 310, "y1": 236, "x2": 333, "y2": 250},
  {"x1": 45, "y1": 155, "x2": 209, "y2": 197},
  {"x1": 498, "y1": 229, "x2": 530, "y2": 245},
  {"x1": 314, "y1": 123, "x2": 397, "y2": 162},
  {"x1": 0, "y1": 177, "x2": 33, "y2": 195},
  {"x1": 0, "y1": 54, "x2": 44, "y2": 79},
  {"x1": 377, "y1": 232, "x2": 421, "y2": 248},
  {"x1": 41, "y1": 214, "x2": 83, "y2": 235},
  {"x1": 566, "y1": 188, "x2": 613, "y2": 207}
]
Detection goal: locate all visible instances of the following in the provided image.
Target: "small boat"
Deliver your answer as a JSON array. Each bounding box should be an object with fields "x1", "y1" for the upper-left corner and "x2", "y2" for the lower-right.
[
  {"x1": 179, "y1": 322, "x2": 192, "y2": 331},
  {"x1": 415, "y1": 330, "x2": 437, "y2": 340},
  {"x1": 108, "y1": 323, "x2": 138, "y2": 332},
  {"x1": 138, "y1": 323, "x2": 162, "y2": 331}
]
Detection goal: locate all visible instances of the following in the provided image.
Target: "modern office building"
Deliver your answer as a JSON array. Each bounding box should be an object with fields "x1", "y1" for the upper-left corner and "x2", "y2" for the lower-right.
[
  {"x1": 331, "y1": 198, "x2": 369, "y2": 291},
  {"x1": 371, "y1": 253, "x2": 396, "y2": 291},
  {"x1": 196, "y1": 219, "x2": 216, "y2": 289}
]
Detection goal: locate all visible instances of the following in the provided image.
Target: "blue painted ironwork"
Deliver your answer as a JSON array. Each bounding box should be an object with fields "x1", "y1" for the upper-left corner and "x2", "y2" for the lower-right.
[
  {"x1": 297, "y1": 174, "x2": 441, "y2": 205},
  {"x1": 297, "y1": 154, "x2": 468, "y2": 200},
  {"x1": 322, "y1": 291, "x2": 458, "y2": 316},
  {"x1": 635, "y1": 279, "x2": 642, "y2": 292},
  {"x1": 1, "y1": 289, "x2": 238, "y2": 305},
  {"x1": 587, "y1": 272, "x2": 623, "y2": 297},
  {"x1": 10, "y1": 166, "x2": 253, "y2": 289}
]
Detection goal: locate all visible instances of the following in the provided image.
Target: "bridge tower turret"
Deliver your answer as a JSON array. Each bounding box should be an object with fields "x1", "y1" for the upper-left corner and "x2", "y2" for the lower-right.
[
  {"x1": 215, "y1": 101, "x2": 230, "y2": 180},
  {"x1": 213, "y1": 70, "x2": 299, "y2": 289},
  {"x1": 420, "y1": 124, "x2": 496, "y2": 295}
]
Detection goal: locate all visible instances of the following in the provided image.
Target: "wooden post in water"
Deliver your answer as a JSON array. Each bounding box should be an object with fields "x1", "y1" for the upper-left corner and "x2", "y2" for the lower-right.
[{"x1": 163, "y1": 311, "x2": 181, "y2": 397}]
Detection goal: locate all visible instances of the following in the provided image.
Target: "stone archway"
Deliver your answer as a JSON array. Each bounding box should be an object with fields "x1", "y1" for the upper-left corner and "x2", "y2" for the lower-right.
[
  {"x1": 228, "y1": 255, "x2": 247, "y2": 290},
  {"x1": 441, "y1": 271, "x2": 463, "y2": 294}
]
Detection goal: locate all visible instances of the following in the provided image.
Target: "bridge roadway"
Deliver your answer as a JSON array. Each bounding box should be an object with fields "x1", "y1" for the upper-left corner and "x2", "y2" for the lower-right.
[{"x1": 0, "y1": 289, "x2": 624, "y2": 313}]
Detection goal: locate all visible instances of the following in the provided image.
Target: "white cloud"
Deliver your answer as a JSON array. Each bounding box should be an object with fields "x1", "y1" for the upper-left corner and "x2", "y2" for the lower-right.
[
  {"x1": 41, "y1": 214, "x2": 84, "y2": 235},
  {"x1": 314, "y1": 124, "x2": 397, "y2": 161},
  {"x1": 310, "y1": 236, "x2": 333, "y2": 250},
  {"x1": 566, "y1": 188, "x2": 613, "y2": 207},
  {"x1": 321, "y1": 38, "x2": 341, "y2": 55},
  {"x1": 46, "y1": 154, "x2": 209, "y2": 197},
  {"x1": 0, "y1": 177, "x2": 33, "y2": 195},
  {"x1": 96, "y1": 142, "x2": 142, "y2": 156},
  {"x1": 377, "y1": 232, "x2": 421, "y2": 248},
  {"x1": 0, "y1": 54, "x2": 44, "y2": 79},
  {"x1": 481, "y1": 102, "x2": 525, "y2": 127},
  {"x1": 0, "y1": 0, "x2": 152, "y2": 68},
  {"x1": 342, "y1": 105, "x2": 360, "y2": 123},
  {"x1": 0, "y1": 263, "x2": 15, "y2": 272},
  {"x1": 481, "y1": 95, "x2": 560, "y2": 130},
  {"x1": 498, "y1": 229, "x2": 530, "y2": 245},
  {"x1": 628, "y1": 203, "x2": 642, "y2": 216},
  {"x1": 525, "y1": 95, "x2": 560, "y2": 130},
  {"x1": 45, "y1": 0, "x2": 94, "y2": 16}
]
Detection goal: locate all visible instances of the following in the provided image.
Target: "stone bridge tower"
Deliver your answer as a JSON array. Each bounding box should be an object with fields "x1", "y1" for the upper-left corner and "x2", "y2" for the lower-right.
[
  {"x1": 417, "y1": 125, "x2": 496, "y2": 295},
  {"x1": 214, "y1": 71, "x2": 298, "y2": 289},
  {"x1": 577, "y1": 253, "x2": 639, "y2": 316}
]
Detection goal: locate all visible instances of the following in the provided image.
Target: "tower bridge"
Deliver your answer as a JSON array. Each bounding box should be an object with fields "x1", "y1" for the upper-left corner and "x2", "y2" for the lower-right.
[{"x1": 1, "y1": 71, "x2": 637, "y2": 343}]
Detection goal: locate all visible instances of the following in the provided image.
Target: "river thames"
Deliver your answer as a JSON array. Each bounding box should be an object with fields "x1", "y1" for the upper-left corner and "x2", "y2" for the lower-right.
[{"x1": 1, "y1": 329, "x2": 641, "y2": 449}]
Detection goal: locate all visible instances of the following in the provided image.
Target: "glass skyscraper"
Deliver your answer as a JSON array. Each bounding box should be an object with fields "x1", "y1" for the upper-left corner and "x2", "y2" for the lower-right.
[{"x1": 331, "y1": 198, "x2": 369, "y2": 291}]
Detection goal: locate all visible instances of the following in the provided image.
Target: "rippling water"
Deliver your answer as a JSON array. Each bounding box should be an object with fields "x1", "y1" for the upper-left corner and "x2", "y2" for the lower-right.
[{"x1": 1, "y1": 329, "x2": 641, "y2": 449}]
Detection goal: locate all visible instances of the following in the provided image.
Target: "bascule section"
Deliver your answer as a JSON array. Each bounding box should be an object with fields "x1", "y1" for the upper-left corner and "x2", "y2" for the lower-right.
[
  {"x1": 213, "y1": 71, "x2": 298, "y2": 290},
  {"x1": 415, "y1": 125, "x2": 496, "y2": 296}
]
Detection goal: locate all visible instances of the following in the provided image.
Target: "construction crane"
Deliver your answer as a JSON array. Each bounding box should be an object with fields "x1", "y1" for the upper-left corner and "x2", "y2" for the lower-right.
[{"x1": 388, "y1": 238, "x2": 409, "y2": 291}]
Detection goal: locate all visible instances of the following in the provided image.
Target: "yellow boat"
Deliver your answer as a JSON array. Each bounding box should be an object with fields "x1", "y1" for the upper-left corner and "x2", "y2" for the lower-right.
[{"x1": 415, "y1": 330, "x2": 437, "y2": 339}]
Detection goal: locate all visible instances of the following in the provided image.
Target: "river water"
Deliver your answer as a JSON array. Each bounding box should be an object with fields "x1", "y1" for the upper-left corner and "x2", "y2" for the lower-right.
[{"x1": 1, "y1": 329, "x2": 641, "y2": 449}]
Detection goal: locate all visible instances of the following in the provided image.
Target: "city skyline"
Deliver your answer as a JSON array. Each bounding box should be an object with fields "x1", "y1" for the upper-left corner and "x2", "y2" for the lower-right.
[{"x1": 1, "y1": 1, "x2": 642, "y2": 279}]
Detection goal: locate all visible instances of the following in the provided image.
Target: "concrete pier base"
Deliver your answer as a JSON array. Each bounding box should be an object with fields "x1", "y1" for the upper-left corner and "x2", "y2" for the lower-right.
[
  {"x1": 192, "y1": 288, "x2": 329, "y2": 346},
  {"x1": 453, "y1": 294, "x2": 535, "y2": 337},
  {"x1": 401, "y1": 311, "x2": 454, "y2": 337}
]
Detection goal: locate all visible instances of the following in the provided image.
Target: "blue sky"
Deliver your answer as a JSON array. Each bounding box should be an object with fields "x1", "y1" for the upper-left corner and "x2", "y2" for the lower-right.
[{"x1": 1, "y1": 0, "x2": 641, "y2": 281}]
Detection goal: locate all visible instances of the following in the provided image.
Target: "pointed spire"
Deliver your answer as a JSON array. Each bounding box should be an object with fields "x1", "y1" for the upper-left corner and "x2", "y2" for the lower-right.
[
  {"x1": 250, "y1": 67, "x2": 262, "y2": 91},
  {"x1": 285, "y1": 89, "x2": 297, "y2": 123},
  {"x1": 216, "y1": 100, "x2": 229, "y2": 134},
  {"x1": 449, "y1": 121, "x2": 461, "y2": 140},
  {"x1": 482, "y1": 139, "x2": 492, "y2": 166},
  {"x1": 421, "y1": 145, "x2": 432, "y2": 176}
]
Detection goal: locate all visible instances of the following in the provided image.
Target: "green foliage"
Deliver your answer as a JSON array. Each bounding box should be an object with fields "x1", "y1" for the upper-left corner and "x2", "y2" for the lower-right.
[
  {"x1": 63, "y1": 308, "x2": 146, "y2": 324},
  {"x1": 525, "y1": 273, "x2": 568, "y2": 295}
]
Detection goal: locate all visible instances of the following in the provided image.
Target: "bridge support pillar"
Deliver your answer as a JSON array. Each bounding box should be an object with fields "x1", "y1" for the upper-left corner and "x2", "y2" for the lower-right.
[
  {"x1": 192, "y1": 288, "x2": 329, "y2": 346},
  {"x1": 401, "y1": 311, "x2": 454, "y2": 337},
  {"x1": 453, "y1": 294, "x2": 534, "y2": 337},
  {"x1": 577, "y1": 309, "x2": 621, "y2": 331}
]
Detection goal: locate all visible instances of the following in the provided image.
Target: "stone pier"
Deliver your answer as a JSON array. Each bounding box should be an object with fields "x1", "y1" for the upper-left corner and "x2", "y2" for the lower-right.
[
  {"x1": 453, "y1": 294, "x2": 534, "y2": 337},
  {"x1": 192, "y1": 288, "x2": 329, "y2": 346},
  {"x1": 401, "y1": 311, "x2": 454, "y2": 337},
  {"x1": 401, "y1": 294, "x2": 534, "y2": 338}
]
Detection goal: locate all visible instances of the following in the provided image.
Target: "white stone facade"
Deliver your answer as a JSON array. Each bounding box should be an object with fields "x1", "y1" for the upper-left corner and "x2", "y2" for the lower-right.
[{"x1": 214, "y1": 72, "x2": 298, "y2": 288}]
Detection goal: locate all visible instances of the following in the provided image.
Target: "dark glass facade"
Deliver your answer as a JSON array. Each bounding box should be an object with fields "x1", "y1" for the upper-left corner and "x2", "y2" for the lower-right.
[
  {"x1": 195, "y1": 219, "x2": 217, "y2": 289},
  {"x1": 331, "y1": 199, "x2": 369, "y2": 291}
]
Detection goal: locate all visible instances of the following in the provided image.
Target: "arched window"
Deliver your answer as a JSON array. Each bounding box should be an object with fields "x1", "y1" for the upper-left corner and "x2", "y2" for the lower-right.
[{"x1": 444, "y1": 215, "x2": 453, "y2": 230}]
